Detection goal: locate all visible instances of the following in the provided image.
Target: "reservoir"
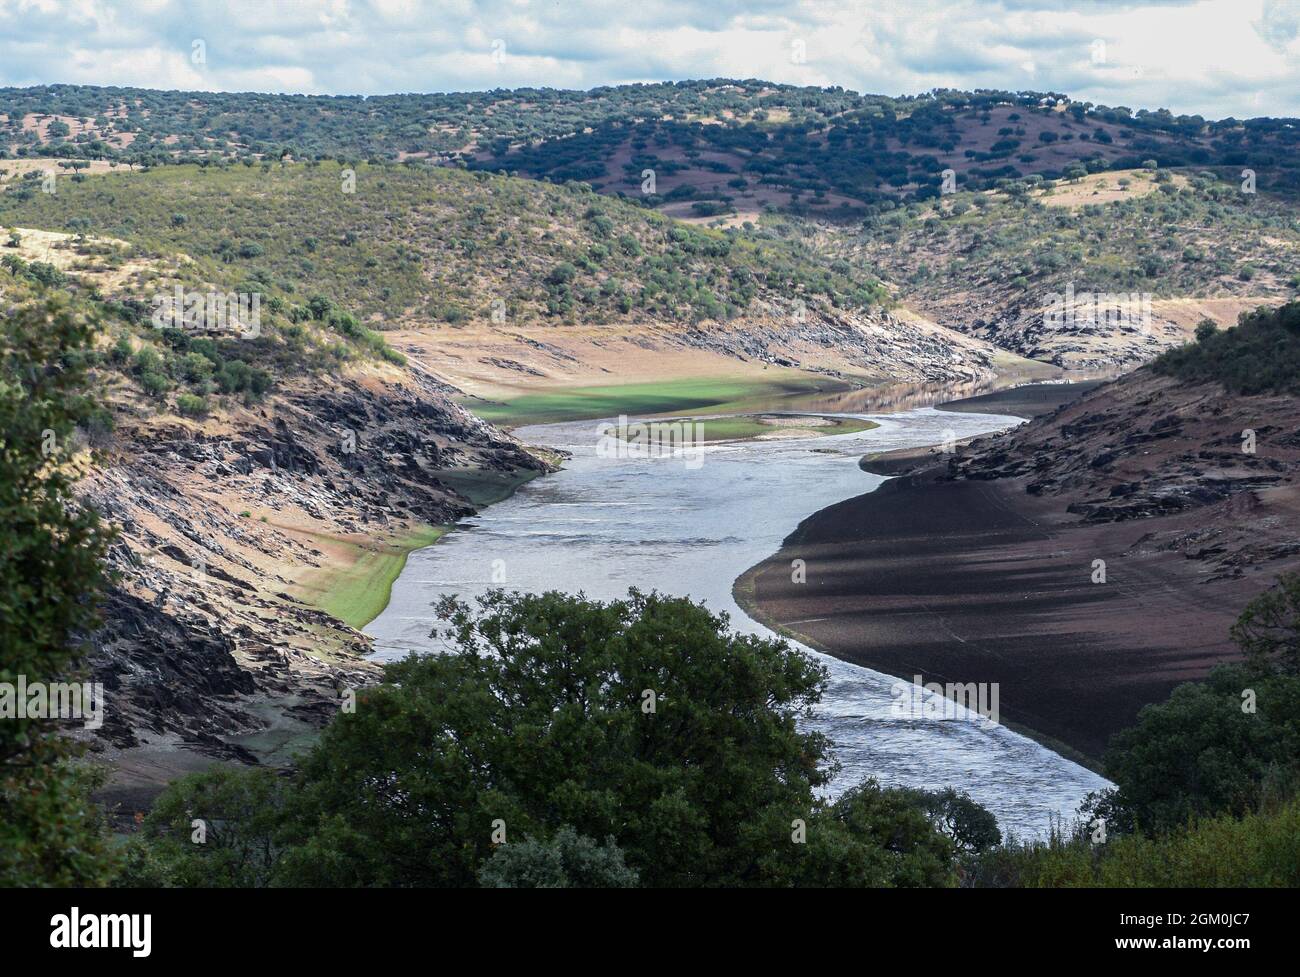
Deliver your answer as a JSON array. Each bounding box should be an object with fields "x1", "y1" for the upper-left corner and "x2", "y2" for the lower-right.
[{"x1": 366, "y1": 407, "x2": 1109, "y2": 839}]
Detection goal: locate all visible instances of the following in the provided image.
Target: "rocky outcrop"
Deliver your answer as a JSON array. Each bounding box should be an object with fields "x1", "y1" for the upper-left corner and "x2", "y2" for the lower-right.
[
  {"x1": 945, "y1": 369, "x2": 1300, "y2": 580},
  {"x1": 79, "y1": 364, "x2": 553, "y2": 782},
  {"x1": 703, "y1": 306, "x2": 998, "y2": 385}
]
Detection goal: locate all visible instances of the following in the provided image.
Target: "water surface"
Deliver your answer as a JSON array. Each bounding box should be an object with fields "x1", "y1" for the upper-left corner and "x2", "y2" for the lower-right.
[{"x1": 367, "y1": 408, "x2": 1109, "y2": 839}]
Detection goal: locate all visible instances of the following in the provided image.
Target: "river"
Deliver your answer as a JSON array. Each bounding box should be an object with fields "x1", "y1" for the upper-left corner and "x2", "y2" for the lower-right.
[{"x1": 366, "y1": 406, "x2": 1109, "y2": 840}]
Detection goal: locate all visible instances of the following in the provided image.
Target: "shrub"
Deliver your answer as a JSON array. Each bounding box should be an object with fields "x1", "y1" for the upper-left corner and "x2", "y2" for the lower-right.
[
  {"x1": 477, "y1": 827, "x2": 639, "y2": 888},
  {"x1": 1153, "y1": 301, "x2": 1300, "y2": 395},
  {"x1": 176, "y1": 393, "x2": 209, "y2": 416},
  {"x1": 139, "y1": 370, "x2": 170, "y2": 398}
]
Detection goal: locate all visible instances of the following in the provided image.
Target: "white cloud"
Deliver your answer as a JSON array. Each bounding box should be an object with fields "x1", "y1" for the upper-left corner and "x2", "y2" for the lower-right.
[{"x1": 0, "y1": 0, "x2": 1293, "y2": 118}]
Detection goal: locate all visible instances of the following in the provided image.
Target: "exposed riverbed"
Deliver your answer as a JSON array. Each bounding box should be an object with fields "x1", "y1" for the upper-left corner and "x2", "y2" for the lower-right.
[{"x1": 366, "y1": 408, "x2": 1109, "y2": 840}]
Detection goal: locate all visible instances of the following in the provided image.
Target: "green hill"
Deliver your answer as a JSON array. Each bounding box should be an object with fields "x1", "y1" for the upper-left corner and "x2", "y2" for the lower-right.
[
  {"x1": 0, "y1": 160, "x2": 887, "y2": 329},
  {"x1": 1154, "y1": 301, "x2": 1300, "y2": 394},
  {"x1": 5, "y1": 81, "x2": 1300, "y2": 214}
]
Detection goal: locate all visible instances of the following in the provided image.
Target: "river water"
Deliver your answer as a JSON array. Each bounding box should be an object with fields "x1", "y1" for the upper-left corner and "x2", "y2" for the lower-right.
[{"x1": 366, "y1": 407, "x2": 1109, "y2": 840}]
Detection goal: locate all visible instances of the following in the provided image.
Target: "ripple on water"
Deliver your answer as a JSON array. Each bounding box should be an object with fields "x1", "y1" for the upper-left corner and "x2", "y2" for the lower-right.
[{"x1": 366, "y1": 407, "x2": 1111, "y2": 840}]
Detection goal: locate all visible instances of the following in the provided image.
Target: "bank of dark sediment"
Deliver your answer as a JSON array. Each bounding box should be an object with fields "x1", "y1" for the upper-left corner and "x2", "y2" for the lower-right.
[{"x1": 740, "y1": 373, "x2": 1300, "y2": 761}]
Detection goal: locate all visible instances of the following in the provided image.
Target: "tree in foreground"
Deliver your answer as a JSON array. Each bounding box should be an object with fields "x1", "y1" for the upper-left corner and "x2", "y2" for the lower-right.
[
  {"x1": 130, "y1": 589, "x2": 983, "y2": 887},
  {"x1": 1082, "y1": 573, "x2": 1300, "y2": 837},
  {"x1": 0, "y1": 298, "x2": 116, "y2": 886}
]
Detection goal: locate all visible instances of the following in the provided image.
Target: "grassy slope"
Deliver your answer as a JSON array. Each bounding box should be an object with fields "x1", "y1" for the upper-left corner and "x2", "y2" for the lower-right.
[{"x1": 289, "y1": 524, "x2": 447, "y2": 630}]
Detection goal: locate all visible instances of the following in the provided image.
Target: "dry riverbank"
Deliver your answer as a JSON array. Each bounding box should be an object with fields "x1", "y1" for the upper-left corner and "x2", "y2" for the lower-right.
[{"x1": 737, "y1": 375, "x2": 1300, "y2": 761}]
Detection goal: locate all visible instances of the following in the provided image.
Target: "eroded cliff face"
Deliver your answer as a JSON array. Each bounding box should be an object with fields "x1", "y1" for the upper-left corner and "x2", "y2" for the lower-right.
[
  {"x1": 681, "y1": 306, "x2": 1001, "y2": 385},
  {"x1": 78, "y1": 360, "x2": 553, "y2": 797},
  {"x1": 947, "y1": 369, "x2": 1300, "y2": 581}
]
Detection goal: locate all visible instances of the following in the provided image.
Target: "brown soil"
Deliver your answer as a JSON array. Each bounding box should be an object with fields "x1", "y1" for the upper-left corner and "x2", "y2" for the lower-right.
[{"x1": 742, "y1": 371, "x2": 1300, "y2": 761}]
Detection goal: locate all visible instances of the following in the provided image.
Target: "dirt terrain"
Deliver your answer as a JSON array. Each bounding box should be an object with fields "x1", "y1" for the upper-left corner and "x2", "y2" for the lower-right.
[
  {"x1": 390, "y1": 303, "x2": 1040, "y2": 409},
  {"x1": 740, "y1": 370, "x2": 1300, "y2": 761},
  {"x1": 77, "y1": 346, "x2": 552, "y2": 818}
]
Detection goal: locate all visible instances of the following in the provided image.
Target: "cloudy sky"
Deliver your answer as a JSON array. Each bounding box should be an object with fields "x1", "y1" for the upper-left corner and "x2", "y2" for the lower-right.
[{"x1": 0, "y1": 0, "x2": 1297, "y2": 119}]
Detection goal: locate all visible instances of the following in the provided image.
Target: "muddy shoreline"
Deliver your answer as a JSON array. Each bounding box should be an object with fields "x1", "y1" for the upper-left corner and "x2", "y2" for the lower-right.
[{"x1": 734, "y1": 378, "x2": 1295, "y2": 763}]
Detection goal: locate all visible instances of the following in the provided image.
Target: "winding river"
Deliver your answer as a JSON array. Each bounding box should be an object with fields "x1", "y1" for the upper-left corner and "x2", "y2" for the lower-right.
[{"x1": 366, "y1": 406, "x2": 1109, "y2": 840}]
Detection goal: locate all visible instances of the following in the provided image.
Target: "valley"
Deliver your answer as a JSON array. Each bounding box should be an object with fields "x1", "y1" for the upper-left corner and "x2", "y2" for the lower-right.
[
  {"x1": 0, "y1": 137, "x2": 1285, "y2": 802},
  {"x1": 3, "y1": 67, "x2": 1300, "y2": 893}
]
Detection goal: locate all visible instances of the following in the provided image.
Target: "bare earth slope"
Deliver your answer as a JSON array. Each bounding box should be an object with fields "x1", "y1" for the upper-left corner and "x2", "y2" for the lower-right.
[
  {"x1": 79, "y1": 356, "x2": 551, "y2": 814},
  {"x1": 740, "y1": 371, "x2": 1300, "y2": 760}
]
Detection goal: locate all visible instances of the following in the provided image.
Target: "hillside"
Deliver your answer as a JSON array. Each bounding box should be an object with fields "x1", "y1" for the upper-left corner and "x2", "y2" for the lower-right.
[
  {"x1": 841, "y1": 166, "x2": 1300, "y2": 370},
  {"x1": 8, "y1": 82, "x2": 1300, "y2": 380},
  {"x1": 742, "y1": 302, "x2": 1300, "y2": 758},
  {"x1": 0, "y1": 219, "x2": 553, "y2": 811},
  {"x1": 5, "y1": 81, "x2": 1300, "y2": 217},
  {"x1": 5, "y1": 86, "x2": 1299, "y2": 802},
  {"x1": 0, "y1": 160, "x2": 1034, "y2": 407},
  {"x1": 0, "y1": 156, "x2": 1036, "y2": 809}
]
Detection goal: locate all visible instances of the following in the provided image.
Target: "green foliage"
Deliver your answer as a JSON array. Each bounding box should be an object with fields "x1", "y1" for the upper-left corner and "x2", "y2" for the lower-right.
[
  {"x1": 1154, "y1": 301, "x2": 1300, "y2": 394},
  {"x1": 214, "y1": 359, "x2": 271, "y2": 396},
  {"x1": 1231, "y1": 571, "x2": 1300, "y2": 673},
  {"x1": 5, "y1": 83, "x2": 1298, "y2": 207},
  {"x1": 0, "y1": 298, "x2": 116, "y2": 886},
  {"x1": 280, "y1": 588, "x2": 838, "y2": 887},
  {"x1": 476, "y1": 826, "x2": 639, "y2": 888},
  {"x1": 175, "y1": 392, "x2": 208, "y2": 416},
  {"x1": 1089, "y1": 665, "x2": 1300, "y2": 834},
  {"x1": 0, "y1": 162, "x2": 887, "y2": 328},
  {"x1": 905, "y1": 786, "x2": 1002, "y2": 852},
  {"x1": 979, "y1": 575, "x2": 1300, "y2": 886},
  {"x1": 127, "y1": 590, "x2": 981, "y2": 888},
  {"x1": 971, "y1": 797, "x2": 1300, "y2": 887},
  {"x1": 1076, "y1": 575, "x2": 1300, "y2": 840},
  {"x1": 120, "y1": 767, "x2": 289, "y2": 888},
  {"x1": 856, "y1": 182, "x2": 1300, "y2": 311}
]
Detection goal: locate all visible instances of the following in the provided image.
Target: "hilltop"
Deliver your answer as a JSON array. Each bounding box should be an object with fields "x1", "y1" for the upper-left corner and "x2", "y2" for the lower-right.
[
  {"x1": 4, "y1": 81, "x2": 1299, "y2": 217},
  {"x1": 840, "y1": 165, "x2": 1300, "y2": 370}
]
